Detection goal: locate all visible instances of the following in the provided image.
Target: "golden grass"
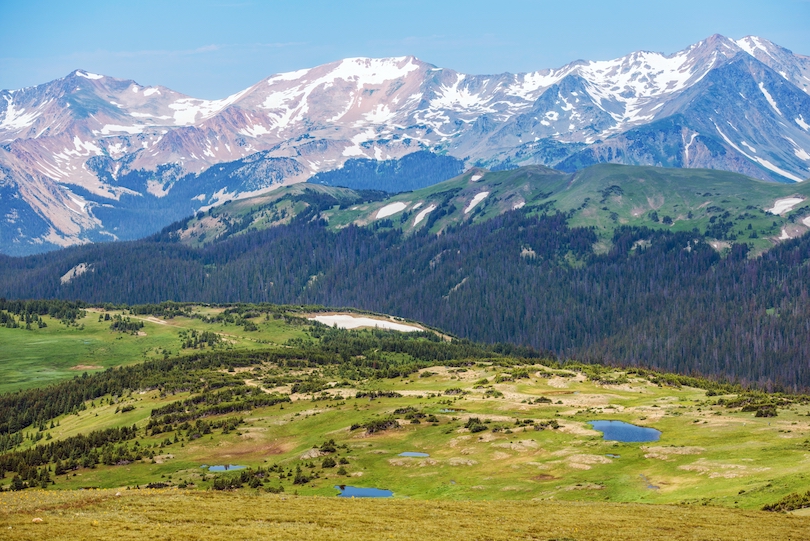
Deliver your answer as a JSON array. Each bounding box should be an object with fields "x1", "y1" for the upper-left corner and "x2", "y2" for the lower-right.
[{"x1": 2, "y1": 489, "x2": 809, "y2": 540}]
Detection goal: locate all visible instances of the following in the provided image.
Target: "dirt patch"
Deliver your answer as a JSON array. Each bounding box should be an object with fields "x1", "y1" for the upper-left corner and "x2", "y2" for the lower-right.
[
  {"x1": 153, "y1": 454, "x2": 174, "y2": 464},
  {"x1": 449, "y1": 457, "x2": 478, "y2": 466},
  {"x1": 493, "y1": 440, "x2": 540, "y2": 452},
  {"x1": 557, "y1": 421, "x2": 600, "y2": 437},
  {"x1": 300, "y1": 448, "x2": 325, "y2": 460},
  {"x1": 678, "y1": 458, "x2": 770, "y2": 478},
  {"x1": 563, "y1": 454, "x2": 613, "y2": 470},
  {"x1": 547, "y1": 376, "x2": 576, "y2": 388},
  {"x1": 70, "y1": 365, "x2": 104, "y2": 371},
  {"x1": 491, "y1": 451, "x2": 511, "y2": 460},
  {"x1": 532, "y1": 474, "x2": 559, "y2": 481},
  {"x1": 448, "y1": 436, "x2": 471, "y2": 448},
  {"x1": 642, "y1": 446, "x2": 704, "y2": 460},
  {"x1": 388, "y1": 458, "x2": 438, "y2": 467}
]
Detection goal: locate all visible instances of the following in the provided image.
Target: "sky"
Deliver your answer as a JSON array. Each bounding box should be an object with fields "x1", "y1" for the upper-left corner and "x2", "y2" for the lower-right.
[{"x1": 1, "y1": 0, "x2": 809, "y2": 99}]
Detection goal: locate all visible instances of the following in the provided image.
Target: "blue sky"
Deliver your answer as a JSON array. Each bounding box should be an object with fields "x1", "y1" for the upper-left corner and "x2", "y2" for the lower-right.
[{"x1": 2, "y1": 0, "x2": 808, "y2": 98}]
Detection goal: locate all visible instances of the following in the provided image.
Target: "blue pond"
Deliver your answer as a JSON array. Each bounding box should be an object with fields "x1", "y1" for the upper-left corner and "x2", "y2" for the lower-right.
[
  {"x1": 588, "y1": 420, "x2": 660, "y2": 442},
  {"x1": 205, "y1": 464, "x2": 247, "y2": 472},
  {"x1": 335, "y1": 485, "x2": 393, "y2": 498},
  {"x1": 399, "y1": 452, "x2": 430, "y2": 457}
]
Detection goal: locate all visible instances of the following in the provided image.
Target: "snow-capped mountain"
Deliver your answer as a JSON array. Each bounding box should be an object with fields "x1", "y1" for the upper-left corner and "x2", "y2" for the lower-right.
[{"x1": 1, "y1": 34, "x2": 810, "y2": 254}]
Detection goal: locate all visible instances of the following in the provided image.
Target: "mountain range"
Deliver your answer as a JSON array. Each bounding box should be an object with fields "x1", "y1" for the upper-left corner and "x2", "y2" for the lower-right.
[{"x1": 2, "y1": 34, "x2": 810, "y2": 255}]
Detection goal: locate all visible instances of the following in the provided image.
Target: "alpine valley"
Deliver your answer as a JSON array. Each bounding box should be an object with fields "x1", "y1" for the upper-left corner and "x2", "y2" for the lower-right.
[
  {"x1": 2, "y1": 34, "x2": 810, "y2": 255},
  {"x1": 6, "y1": 29, "x2": 810, "y2": 539}
]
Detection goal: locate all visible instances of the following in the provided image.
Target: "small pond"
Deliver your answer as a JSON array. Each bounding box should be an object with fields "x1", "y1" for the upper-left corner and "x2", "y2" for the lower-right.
[
  {"x1": 639, "y1": 474, "x2": 660, "y2": 490},
  {"x1": 588, "y1": 420, "x2": 660, "y2": 442},
  {"x1": 335, "y1": 485, "x2": 393, "y2": 498},
  {"x1": 205, "y1": 464, "x2": 247, "y2": 472},
  {"x1": 398, "y1": 452, "x2": 430, "y2": 457}
]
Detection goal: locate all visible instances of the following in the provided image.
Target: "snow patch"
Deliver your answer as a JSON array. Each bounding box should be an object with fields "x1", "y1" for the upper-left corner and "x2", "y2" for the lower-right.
[
  {"x1": 240, "y1": 124, "x2": 270, "y2": 138},
  {"x1": 684, "y1": 132, "x2": 698, "y2": 163},
  {"x1": 758, "y1": 82, "x2": 782, "y2": 116},
  {"x1": 413, "y1": 204, "x2": 436, "y2": 226},
  {"x1": 464, "y1": 191, "x2": 489, "y2": 214},
  {"x1": 796, "y1": 116, "x2": 810, "y2": 131},
  {"x1": 375, "y1": 201, "x2": 407, "y2": 219},
  {"x1": 308, "y1": 314, "x2": 421, "y2": 332},
  {"x1": 99, "y1": 124, "x2": 144, "y2": 135},
  {"x1": 60, "y1": 263, "x2": 92, "y2": 284},
  {"x1": 513, "y1": 201, "x2": 526, "y2": 210},
  {"x1": 470, "y1": 174, "x2": 483, "y2": 182},
  {"x1": 143, "y1": 88, "x2": 161, "y2": 97},
  {"x1": 146, "y1": 180, "x2": 170, "y2": 197},
  {"x1": 766, "y1": 197, "x2": 804, "y2": 215},
  {"x1": 170, "y1": 87, "x2": 250, "y2": 126},
  {"x1": 76, "y1": 71, "x2": 103, "y2": 80},
  {"x1": 715, "y1": 123, "x2": 803, "y2": 182},
  {"x1": 0, "y1": 95, "x2": 41, "y2": 130},
  {"x1": 741, "y1": 141, "x2": 757, "y2": 153},
  {"x1": 130, "y1": 112, "x2": 171, "y2": 119}
]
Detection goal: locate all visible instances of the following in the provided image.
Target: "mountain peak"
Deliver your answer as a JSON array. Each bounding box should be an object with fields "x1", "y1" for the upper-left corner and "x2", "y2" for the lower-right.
[
  {"x1": 2, "y1": 35, "x2": 810, "y2": 254},
  {"x1": 69, "y1": 70, "x2": 106, "y2": 81}
]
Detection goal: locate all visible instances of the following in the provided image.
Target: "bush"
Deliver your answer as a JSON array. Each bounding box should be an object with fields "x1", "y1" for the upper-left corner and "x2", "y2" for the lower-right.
[
  {"x1": 763, "y1": 490, "x2": 810, "y2": 512},
  {"x1": 322, "y1": 457, "x2": 336, "y2": 468},
  {"x1": 755, "y1": 405, "x2": 778, "y2": 417},
  {"x1": 465, "y1": 417, "x2": 487, "y2": 433}
]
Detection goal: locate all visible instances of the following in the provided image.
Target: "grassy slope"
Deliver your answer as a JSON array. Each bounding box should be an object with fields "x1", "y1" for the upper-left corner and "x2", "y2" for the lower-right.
[
  {"x1": 4, "y1": 310, "x2": 810, "y2": 537},
  {"x1": 175, "y1": 164, "x2": 810, "y2": 255},
  {"x1": 178, "y1": 184, "x2": 365, "y2": 248},
  {"x1": 7, "y1": 343, "x2": 809, "y2": 510},
  {"x1": 2, "y1": 489, "x2": 809, "y2": 540},
  {"x1": 0, "y1": 307, "x2": 309, "y2": 393}
]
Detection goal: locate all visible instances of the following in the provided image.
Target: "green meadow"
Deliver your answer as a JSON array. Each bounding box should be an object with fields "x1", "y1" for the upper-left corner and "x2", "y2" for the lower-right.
[
  {"x1": 2, "y1": 304, "x2": 810, "y2": 538},
  {"x1": 0, "y1": 306, "x2": 308, "y2": 393}
]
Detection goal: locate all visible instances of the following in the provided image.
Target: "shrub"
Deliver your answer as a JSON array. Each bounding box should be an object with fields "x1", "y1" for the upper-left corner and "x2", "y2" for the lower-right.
[{"x1": 465, "y1": 417, "x2": 487, "y2": 433}]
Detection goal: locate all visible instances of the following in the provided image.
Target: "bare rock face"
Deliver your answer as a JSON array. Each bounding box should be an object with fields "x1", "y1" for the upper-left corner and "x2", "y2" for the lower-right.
[{"x1": 2, "y1": 35, "x2": 810, "y2": 254}]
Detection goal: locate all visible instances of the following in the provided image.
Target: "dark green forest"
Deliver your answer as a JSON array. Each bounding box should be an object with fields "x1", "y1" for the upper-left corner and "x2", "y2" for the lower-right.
[{"x1": 1, "y1": 208, "x2": 810, "y2": 390}]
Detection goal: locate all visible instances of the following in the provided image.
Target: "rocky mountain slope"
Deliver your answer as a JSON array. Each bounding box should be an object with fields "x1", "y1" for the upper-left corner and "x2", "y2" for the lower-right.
[{"x1": 2, "y1": 34, "x2": 810, "y2": 254}]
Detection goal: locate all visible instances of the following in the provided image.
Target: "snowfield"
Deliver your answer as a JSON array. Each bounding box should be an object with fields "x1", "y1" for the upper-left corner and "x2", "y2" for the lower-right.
[
  {"x1": 308, "y1": 314, "x2": 422, "y2": 332},
  {"x1": 464, "y1": 192, "x2": 489, "y2": 214},
  {"x1": 376, "y1": 202, "x2": 407, "y2": 219},
  {"x1": 766, "y1": 197, "x2": 805, "y2": 215},
  {"x1": 413, "y1": 204, "x2": 437, "y2": 226}
]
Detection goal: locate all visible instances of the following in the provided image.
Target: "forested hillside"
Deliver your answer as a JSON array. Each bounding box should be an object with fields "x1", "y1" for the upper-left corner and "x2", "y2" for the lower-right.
[{"x1": 2, "y1": 207, "x2": 810, "y2": 390}]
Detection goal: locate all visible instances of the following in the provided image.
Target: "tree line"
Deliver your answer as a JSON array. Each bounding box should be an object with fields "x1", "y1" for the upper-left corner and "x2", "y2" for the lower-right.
[{"x1": 2, "y1": 209, "x2": 810, "y2": 389}]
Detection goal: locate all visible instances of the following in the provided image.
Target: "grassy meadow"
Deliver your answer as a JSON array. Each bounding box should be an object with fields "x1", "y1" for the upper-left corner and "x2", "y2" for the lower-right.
[
  {"x1": 21, "y1": 362, "x2": 810, "y2": 508},
  {"x1": 2, "y1": 304, "x2": 810, "y2": 538},
  {"x1": 0, "y1": 306, "x2": 308, "y2": 393},
  {"x1": 2, "y1": 489, "x2": 810, "y2": 540}
]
